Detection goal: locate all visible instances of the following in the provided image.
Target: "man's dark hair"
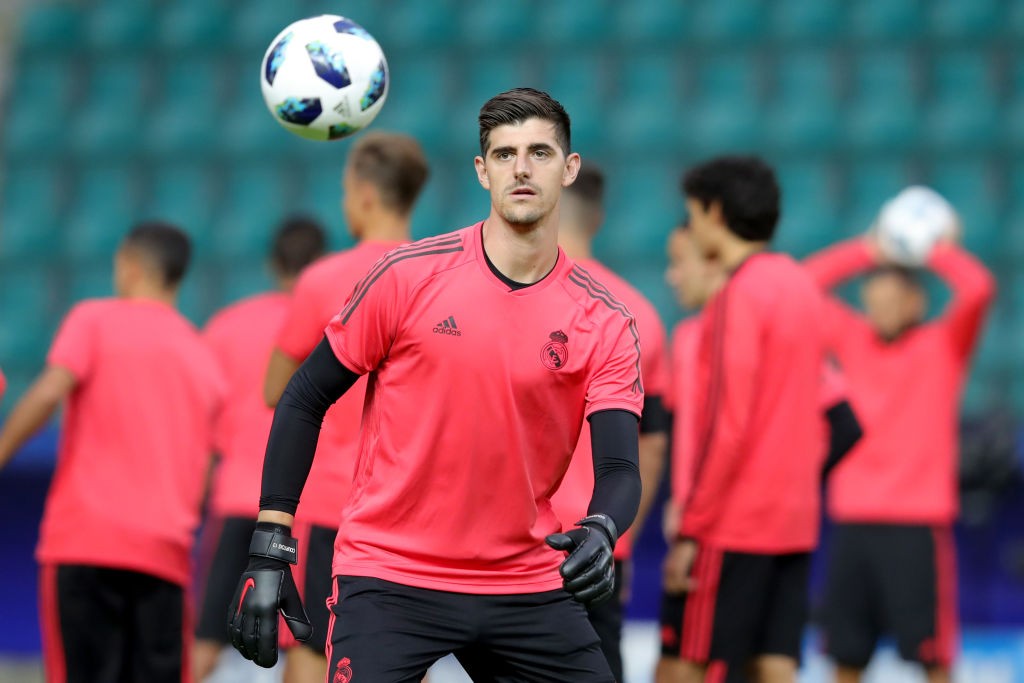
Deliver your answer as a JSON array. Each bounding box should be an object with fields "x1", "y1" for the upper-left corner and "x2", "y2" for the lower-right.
[
  {"x1": 867, "y1": 264, "x2": 924, "y2": 291},
  {"x1": 681, "y1": 156, "x2": 781, "y2": 242},
  {"x1": 349, "y1": 131, "x2": 430, "y2": 215},
  {"x1": 271, "y1": 215, "x2": 326, "y2": 277},
  {"x1": 478, "y1": 88, "x2": 571, "y2": 156},
  {"x1": 121, "y1": 221, "x2": 191, "y2": 288},
  {"x1": 564, "y1": 162, "x2": 604, "y2": 235}
]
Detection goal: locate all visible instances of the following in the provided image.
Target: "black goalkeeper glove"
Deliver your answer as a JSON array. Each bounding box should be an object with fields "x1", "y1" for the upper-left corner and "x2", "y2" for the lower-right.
[
  {"x1": 227, "y1": 522, "x2": 312, "y2": 668},
  {"x1": 545, "y1": 513, "x2": 618, "y2": 605}
]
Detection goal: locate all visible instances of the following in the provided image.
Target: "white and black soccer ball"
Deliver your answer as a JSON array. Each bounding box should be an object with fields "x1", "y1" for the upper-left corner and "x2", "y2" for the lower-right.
[
  {"x1": 874, "y1": 186, "x2": 959, "y2": 266},
  {"x1": 260, "y1": 15, "x2": 388, "y2": 141}
]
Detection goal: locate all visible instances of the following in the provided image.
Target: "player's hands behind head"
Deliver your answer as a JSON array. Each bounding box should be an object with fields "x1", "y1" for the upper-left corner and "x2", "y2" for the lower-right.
[
  {"x1": 227, "y1": 522, "x2": 312, "y2": 668},
  {"x1": 546, "y1": 514, "x2": 617, "y2": 605}
]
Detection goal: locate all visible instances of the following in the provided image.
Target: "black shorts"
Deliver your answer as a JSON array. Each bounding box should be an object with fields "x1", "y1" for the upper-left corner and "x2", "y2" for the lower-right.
[
  {"x1": 40, "y1": 564, "x2": 188, "y2": 683},
  {"x1": 586, "y1": 559, "x2": 625, "y2": 683},
  {"x1": 195, "y1": 516, "x2": 256, "y2": 644},
  {"x1": 284, "y1": 521, "x2": 336, "y2": 656},
  {"x1": 820, "y1": 523, "x2": 958, "y2": 669},
  {"x1": 660, "y1": 546, "x2": 810, "y2": 668},
  {"x1": 325, "y1": 576, "x2": 613, "y2": 682}
]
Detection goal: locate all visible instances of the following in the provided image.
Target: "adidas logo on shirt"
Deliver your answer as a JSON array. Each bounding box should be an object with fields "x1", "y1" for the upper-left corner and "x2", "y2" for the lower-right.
[{"x1": 432, "y1": 316, "x2": 462, "y2": 337}]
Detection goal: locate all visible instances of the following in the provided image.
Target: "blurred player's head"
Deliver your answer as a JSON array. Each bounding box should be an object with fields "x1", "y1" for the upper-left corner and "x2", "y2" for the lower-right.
[
  {"x1": 558, "y1": 162, "x2": 604, "y2": 256},
  {"x1": 681, "y1": 156, "x2": 780, "y2": 259},
  {"x1": 115, "y1": 222, "x2": 191, "y2": 299},
  {"x1": 342, "y1": 131, "x2": 429, "y2": 240},
  {"x1": 665, "y1": 223, "x2": 726, "y2": 310},
  {"x1": 862, "y1": 265, "x2": 926, "y2": 341},
  {"x1": 270, "y1": 215, "x2": 327, "y2": 292},
  {"x1": 475, "y1": 88, "x2": 581, "y2": 230}
]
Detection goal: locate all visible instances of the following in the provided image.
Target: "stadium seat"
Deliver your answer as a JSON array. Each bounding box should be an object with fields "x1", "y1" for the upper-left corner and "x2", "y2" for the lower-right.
[
  {"x1": 924, "y1": 52, "x2": 999, "y2": 150},
  {"x1": 843, "y1": 160, "x2": 914, "y2": 234},
  {"x1": 63, "y1": 166, "x2": 141, "y2": 261},
  {"x1": 67, "y1": 261, "x2": 116, "y2": 302},
  {"x1": 143, "y1": 59, "x2": 225, "y2": 157},
  {"x1": 847, "y1": 0, "x2": 922, "y2": 41},
  {"x1": 16, "y1": 4, "x2": 82, "y2": 53},
  {"x1": 541, "y1": 53, "x2": 609, "y2": 153},
  {"x1": 294, "y1": 162, "x2": 343, "y2": 235},
  {"x1": 155, "y1": 1, "x2": 229, "y2": 53},
  {"x1": 537, "y1": 0, "x2": 614, "y2": 45},
  {"x1": 616, "y1": 1, "x2": 689, "y2": 45},
  {"x1": 1, "y1": 58, "x2": 77, "y2": 158},
  {"x1": 775, "y1": 162, "x2": 843, "y2": 257},
  {"x1": 770, "y1": 0, "x2": 843, "y2": 41},
  {"x1": 927, "y1": 0, "x2": 1001, "y2": 40},
  {"x1": 385, "y1": 0, "x2": 459, "y2": 48},
  {"x1": 459, "y1": 3, "x2": 538, "y2": 48},
  {"x1": 68, "y1": 59, "x2": 150, "y2": 158},
  {"x1": 82, "y1": 2, "x2": 154, "y2": 53},
  {"x1": 689, "y1": 0, "x2": 767, "y2": 43},
  {"x1": 140, "y1": 164, "x2": 218, "y2": 251},
  {"x1": 764, "y1": 52, "x2": 841, "y2": 151},
  {"x1": 0, "y1": 165, "x2": 64, "y2": 259},
  {"x1": 927, "y1": 161, "x2": 1002, "y2": 262},
  {"x1": 844, "y1": 97, "x2": 919, "y2": 152},
  {"x1": 216, "y1": 78, "x2": 293, "y2": 158},
  {"x1": 219, "y1": 261, "x2": 273, "y2": 307},
  {"x1": 606, "y1": 53, "x2": 685, "y2": 153},
  {"x1": 227, "y1": 0, "x2": 301, "y2": 52},
  {"x1": 177, "y1": 265, "x2": 214, "y2": 325},
  {"x1": 210, "y1": 165, "x2": 292, "y2": 260},
  {"x1": 599, "y1": 163, "x2": 679, "y2": 261},
  {"x1": 1010, "y1": 0, "x2": 1024, "y2": 39}
]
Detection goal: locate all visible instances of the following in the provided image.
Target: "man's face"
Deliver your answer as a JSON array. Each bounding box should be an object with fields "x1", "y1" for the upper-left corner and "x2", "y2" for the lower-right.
[
  {"x1": 475, "y1": 118, "x2": 580, "y2": 229},
  {"x1": 665, "y1": 228, "x2": 722, "y2": 310},
  {"x1": 684, "y1": 197, "x2": 725, "y2": 258},
  {"x1": 861, "y1": 273, "x2": 926, "y2": 340}
]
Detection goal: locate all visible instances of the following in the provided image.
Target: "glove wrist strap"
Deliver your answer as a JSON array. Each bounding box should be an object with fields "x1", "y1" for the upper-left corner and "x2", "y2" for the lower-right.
[
  {"x1": 249, "y1": 528, "x2": 299, "y2": 564},
  {"x1": 577, "y1": 513, "x2": 618, "y2": 544}
]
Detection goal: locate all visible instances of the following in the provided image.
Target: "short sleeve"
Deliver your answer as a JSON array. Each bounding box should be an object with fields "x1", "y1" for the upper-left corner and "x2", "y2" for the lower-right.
[
  {"x1": 47, "y1": 302, "x2": 99, "y2": 381},
  {"x1": 324, "y1": 261, "x2": 402, "y2": 375},
  {"x1": 638, "y1": 308, "x2": 668, "y2": 401},
  {"x1": 585, "y1": 314, "x2": 644, "y2": 418},
  {"x1": 277, "y1": 270, "x2": 332, "y2": 361}
]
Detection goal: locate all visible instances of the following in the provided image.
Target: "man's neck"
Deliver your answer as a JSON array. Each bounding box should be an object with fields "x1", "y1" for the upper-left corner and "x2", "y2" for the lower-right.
[
  {"x1": 481, "y1": 212, "x2": 560, "y2": 285},
  {"x1": 124, "y1": 285, "x2": 177, "y2": 308},
  {"x1": 717, "y1": 237, "x2": 768, "y2": 273},
  {"x1": 357, "y1": 211, "x2": 411, "y2": 243},
  {"x1": 557, "y1": 229, "x2": 593, "y2": 262}
]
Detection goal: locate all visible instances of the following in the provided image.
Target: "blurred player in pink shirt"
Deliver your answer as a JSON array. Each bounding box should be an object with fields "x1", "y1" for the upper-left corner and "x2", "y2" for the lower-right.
[
  {"x1": 805, "y1": 227, "x2": 995, "y2": 683},
  {"x1": 0, "y1": 223, "x2": 226, "y2": 683},
  {"x1": 550, "y1": 163, "x2": 669, "y2": 681},
  {"x1": 192, "y1": 216, "x2": 326, "y2": 682},
  {"x1": 261, "y1": 132, "x2": 429, "y2": 683}
]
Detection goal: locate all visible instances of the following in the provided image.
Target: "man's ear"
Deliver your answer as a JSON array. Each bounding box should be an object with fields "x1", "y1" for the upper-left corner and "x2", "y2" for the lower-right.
[
  {"x1": 562, "y1": 152, "x2": 581, "y2": 187},
  {"x1": 474, "y1": 156, "x2": 490, "y2": 190}
]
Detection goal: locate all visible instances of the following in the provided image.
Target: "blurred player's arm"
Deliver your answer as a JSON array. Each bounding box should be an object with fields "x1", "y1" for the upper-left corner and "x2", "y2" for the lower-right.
[
  {"x1": 264, "y1": 348, "x2": 301, "y2": 408},
  {"x1": 821, "y1": 400, "x2": 863, "y2": 481},
  {"x1": 0, "y1": 365, "x2": 76, "y2": 470},
  {"x1": 928, "y1": 242, "x2": 997, "y2": 360}
]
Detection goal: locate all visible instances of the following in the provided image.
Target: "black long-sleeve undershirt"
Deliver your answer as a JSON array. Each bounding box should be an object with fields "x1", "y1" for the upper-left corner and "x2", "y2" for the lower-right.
[
  {"x1": 822, "y1": 399, "x2": 863, "y2": 481},
  {"x1": 260, "y1": 338, "x2": 643, "y2": 537},
  {"x1": 259, "y1": 339, "x2": 359, "y2": 514}
]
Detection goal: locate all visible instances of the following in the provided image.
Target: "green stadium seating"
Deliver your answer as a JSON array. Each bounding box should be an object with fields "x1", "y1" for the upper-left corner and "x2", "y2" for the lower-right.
[
  {"x1": 228, "y1": 0, "x2": 303, "y2": 52},
  {"x1": 384, "y1": 0, "x2": 460, "y2": 48},
  {"x1": 295, "y1": 162, "x2": 344, "y2": 234},
  {"x1": 155, "y1": 2, "x2": 229, "y2": 53},
  {"x1": 82, "y1": 2, "x2": 154, "y2": 53},
  {"x1": 775, "y1": 161, "x2": 843, "y2": 258},
  {"x1": 537, "y1": 0, "x2": 614, "y2": 45},
  {"x1": 607, "y1": 54, "x2": 685, "y2": 153},
  {"x1": 67, "y1": 261, "x2": 115, "y2": 302},
  {"x1": 219, "y1": 262, "x2": 273, "y2": 307},
  {"x1": 689, "y1": 0, "x2": 767, "y2": 43},
  {"x1": 928, "y1": 161, "x2": 1002, "y2": 262},
  {"x1": 62, "y1": 166, "x2": 140, "y2": 261},
  {"x1": 16, "y1": 4, "x2": 82, "y2": 53},
  {"x1": 599, "y1": 163, "x2": 678, "y2": 261},
  {"x1": 770, "y1": 0, "x2": 843, "y2": 42},
  {"x1": 1, "y1": 58, "x2": 76, "y2": 158},
  {"x1": 615, "y1": 2, "x2": 689, "y2": 45},
  {"x1": 141, "y1": 164, "x2": 217, "y2": 251},
  {"x1": 848, "y1": 0, "x2": 923, "y2": 41},
  {"x1": 459, "y1": 3, "x2": 538, "y2": 48},
  {"x1": 927, "y1": 0, "x2": 1001, "y2": 40},
  {"x1": 540, "y1": 53, "x2": 608, "y2": 153},
  {"x1": 765, "y1": 52, "x2": 841, "y2": 152},
  {"x1": 843, "y1": 160, "x2": 915, "y2": 234},
  {"x1": 210, "y1": 165, "x2": 292, "y2": 260},
  {"x1": 68, "y1": 59, "x2": 150, "y2": 158},
  {"x1": 0, "y1": 165, "x2": 64, "y2": 259}
]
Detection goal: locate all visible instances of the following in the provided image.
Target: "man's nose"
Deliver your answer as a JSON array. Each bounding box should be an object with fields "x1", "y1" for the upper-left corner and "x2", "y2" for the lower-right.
[{"x1": 513, "y1": 154, "x2": 531, "y2": 178}]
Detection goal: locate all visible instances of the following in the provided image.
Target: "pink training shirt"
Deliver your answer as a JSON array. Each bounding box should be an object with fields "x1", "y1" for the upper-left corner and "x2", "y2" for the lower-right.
[
  {"x1": 549, "y1": 257, "x2": 668, "y2": 561},
  {"x1": 203, "y1": 292, "x2": 290, "y2": 518},
  {"x1": 276, "y1": 241, "x2": 405, "y2": 529},
  {"x1": 325, "y1": 225, "x2": 643, "y2": 593},
  {"x1": 37, "y1": 299, "x2": 226, "y2": 586},
  {"x1": 804, "y1": 240, "x2": 995, "y2": 525}
]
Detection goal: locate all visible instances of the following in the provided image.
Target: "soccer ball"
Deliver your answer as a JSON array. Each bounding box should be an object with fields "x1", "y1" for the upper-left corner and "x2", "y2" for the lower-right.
[
  {"x1": 260, "y1": 15, "x2": 388, "y2": 141},
  {"x1": 874, "y1": 186, "x2": 959, "y2": 266}
]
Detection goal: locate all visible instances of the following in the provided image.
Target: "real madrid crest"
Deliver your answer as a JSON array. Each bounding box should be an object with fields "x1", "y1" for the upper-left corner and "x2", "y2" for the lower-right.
[{"x1": 541, "y1": 330, "x2": 569, "y2": 371}]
